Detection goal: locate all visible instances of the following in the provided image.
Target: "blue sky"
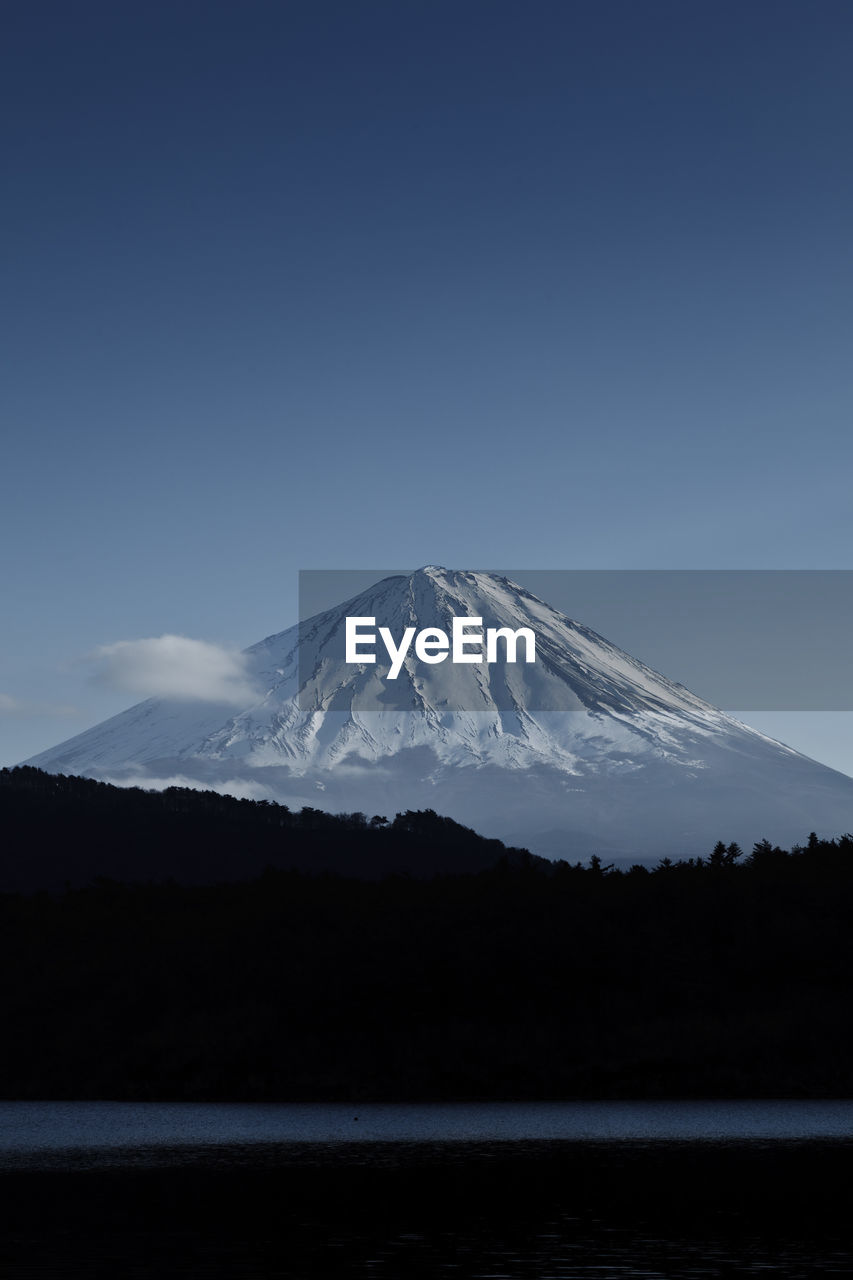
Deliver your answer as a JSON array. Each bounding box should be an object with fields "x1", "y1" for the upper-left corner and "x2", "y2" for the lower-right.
[{"x1": 2, "y1": 0, "x2": 853, "y2": 771}]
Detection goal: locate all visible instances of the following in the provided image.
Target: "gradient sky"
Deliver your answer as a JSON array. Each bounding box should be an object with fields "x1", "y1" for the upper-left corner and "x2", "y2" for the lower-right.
[{"x1": 3, "y1": 0, "x2": 853, "y2": 771}]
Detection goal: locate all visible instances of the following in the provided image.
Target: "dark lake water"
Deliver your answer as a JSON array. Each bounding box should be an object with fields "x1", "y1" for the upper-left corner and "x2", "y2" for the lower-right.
[
  {"x1": 1, "y1": 1102, "x2": 852, "y2": 1277},
  {"x1": 3, "y1": 1098, "x2": 853, "y2": 1162}
]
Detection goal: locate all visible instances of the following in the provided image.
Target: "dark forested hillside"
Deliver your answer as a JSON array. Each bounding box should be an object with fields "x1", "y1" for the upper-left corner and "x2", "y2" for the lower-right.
[
  {"x1": 1, "y1": 767, "x2": 852, "y2": 1101},
  {"x1": 0, "y1": 766, "x2": 532, "y2": 889}
]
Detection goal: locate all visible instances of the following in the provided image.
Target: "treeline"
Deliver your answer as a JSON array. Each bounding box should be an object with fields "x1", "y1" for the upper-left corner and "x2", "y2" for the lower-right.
[
  {"x1": 0, "y1": 766, "x2": 534, "y2": 889},
  {"x1": 0, "y1": 768, "x2": 852, "y2": 1100}
]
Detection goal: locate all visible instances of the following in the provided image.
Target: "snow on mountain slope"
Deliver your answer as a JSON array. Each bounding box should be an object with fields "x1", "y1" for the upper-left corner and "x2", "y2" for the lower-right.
[{"x1": 24, "y1": 568, "x2": 853, "y2": 860}]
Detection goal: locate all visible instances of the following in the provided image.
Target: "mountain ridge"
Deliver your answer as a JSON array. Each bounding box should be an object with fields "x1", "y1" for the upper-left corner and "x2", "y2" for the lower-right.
[{"x1": 25, "y1": 567, "x2": 853, "y2": 860}]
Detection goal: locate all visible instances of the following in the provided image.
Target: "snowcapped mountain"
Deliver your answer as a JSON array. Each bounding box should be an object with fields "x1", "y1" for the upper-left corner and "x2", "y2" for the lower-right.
[{"x1": 25, "y1": 568, "x2": 853, "y2": 861}]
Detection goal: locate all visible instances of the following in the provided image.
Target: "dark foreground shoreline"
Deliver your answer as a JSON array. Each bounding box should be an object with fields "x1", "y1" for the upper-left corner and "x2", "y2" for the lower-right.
[{"x1": 2, "y1": 1141, "x2": 852, "y2": 1277}]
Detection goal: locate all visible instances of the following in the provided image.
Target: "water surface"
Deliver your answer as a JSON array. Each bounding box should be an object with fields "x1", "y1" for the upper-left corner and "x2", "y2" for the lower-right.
[
  {"x1": 2, "y1": 1104, "x2": 853, "y2": 1277},
  {"x1": 2, "y1": 1098, "x2": 853, "y2": 1159}
]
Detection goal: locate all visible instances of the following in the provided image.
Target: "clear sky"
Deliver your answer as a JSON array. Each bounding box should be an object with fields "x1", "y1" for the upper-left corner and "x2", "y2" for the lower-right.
[{"x1": 3, "y1": 0, "x2": 853, "y2": 772}]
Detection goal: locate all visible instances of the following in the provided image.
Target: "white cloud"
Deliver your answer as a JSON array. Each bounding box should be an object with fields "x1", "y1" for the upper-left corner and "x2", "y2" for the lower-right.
[
  {"x1": 0, "y1": 693, "x2": 79, "y2": 717},
  {"x1": 101, "y1": 772, "x2": 273, "y2": 801},
  {"x1": 91, "y1": 635, "x2": 258, "y2": 706}
]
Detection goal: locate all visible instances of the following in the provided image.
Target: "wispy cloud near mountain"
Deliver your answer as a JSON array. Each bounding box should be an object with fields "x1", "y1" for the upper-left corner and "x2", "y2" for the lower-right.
[{"x1": 90, "y1": 636, "x2": 258, "y2": 706}]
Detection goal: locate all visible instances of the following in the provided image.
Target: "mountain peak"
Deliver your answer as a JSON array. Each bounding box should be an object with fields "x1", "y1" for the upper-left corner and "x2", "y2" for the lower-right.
[{"x1": 23, "y1": 570, "x2": 853, "y2": 861}]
